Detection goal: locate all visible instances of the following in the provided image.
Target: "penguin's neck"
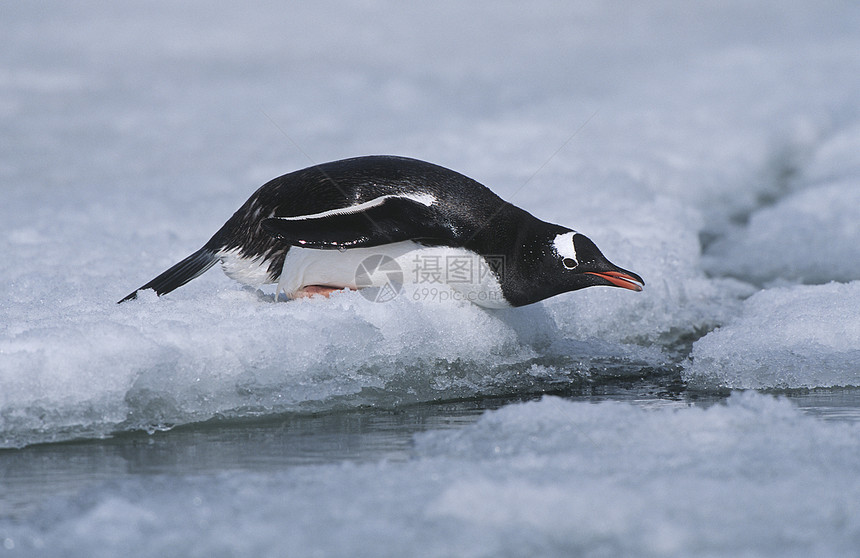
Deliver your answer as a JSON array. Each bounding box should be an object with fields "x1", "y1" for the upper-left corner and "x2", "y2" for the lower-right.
[{"x1": 466, "y1": 205, "x2": 571, "y2": 306}]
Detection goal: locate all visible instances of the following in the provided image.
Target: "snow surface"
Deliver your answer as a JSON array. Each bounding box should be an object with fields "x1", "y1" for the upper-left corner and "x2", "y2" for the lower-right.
[
  {"x1": 3, "y1": 393, "x2": 860, "y2": 557},
  {"x1": 2, "y1": 0, "x2": 860, "y2": 554},
  {"x1": 703, "y1": 180, "x2": 860, "y2": 285},
  {"x1": 684, "y1": 281, "x2": 860, "y2": 389}
]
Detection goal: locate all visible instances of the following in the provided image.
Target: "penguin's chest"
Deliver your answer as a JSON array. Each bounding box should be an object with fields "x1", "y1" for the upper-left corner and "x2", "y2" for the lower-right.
[{"x1": 276, "y1": 241, "x2": 509, "y2": 308}]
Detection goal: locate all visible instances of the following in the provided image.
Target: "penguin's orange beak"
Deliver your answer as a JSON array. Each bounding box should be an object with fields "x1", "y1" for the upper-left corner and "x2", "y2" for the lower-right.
[{"x1": 585, "y1": 270, "x2": 644, "y2": 291}]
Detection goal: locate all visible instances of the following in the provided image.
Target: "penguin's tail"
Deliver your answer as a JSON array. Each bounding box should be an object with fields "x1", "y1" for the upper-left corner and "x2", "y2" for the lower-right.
[{"x1": 118, "y1": 247, "x2": 219, "y2": 303}]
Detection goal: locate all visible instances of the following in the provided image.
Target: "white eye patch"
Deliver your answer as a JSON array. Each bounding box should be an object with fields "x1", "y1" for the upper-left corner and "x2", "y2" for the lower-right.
[{"x1": 552, "y1": 231, "x2": 578, "y2": 266}]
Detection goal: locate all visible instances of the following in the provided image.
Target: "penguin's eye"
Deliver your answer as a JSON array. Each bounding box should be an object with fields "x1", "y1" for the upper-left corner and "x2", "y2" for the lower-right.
[{"x1": 562, "y1": 258, "x2": 577, "y2": 269}]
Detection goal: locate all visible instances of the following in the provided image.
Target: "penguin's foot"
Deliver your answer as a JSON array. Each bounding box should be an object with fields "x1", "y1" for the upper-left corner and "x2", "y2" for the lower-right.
[{"x1": 291, "y1": 285, "x2": 354, "y2": 299}]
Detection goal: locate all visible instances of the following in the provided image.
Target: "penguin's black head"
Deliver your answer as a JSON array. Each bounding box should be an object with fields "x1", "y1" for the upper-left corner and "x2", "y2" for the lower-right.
[{"x1": 550, "y1": 231, "x2": 644, "y2": 293}]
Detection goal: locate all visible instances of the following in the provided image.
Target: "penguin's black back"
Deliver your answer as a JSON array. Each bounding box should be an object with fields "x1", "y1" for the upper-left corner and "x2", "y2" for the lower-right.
[
  {"x1": 212, "y1": 156, "x2": 523, "y2": 269},
  {"x1": 261, "y1": 156, "x2": 506, "y2": 223}
]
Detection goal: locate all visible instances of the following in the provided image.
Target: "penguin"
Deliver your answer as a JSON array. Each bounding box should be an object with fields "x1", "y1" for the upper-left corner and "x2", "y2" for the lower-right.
[{"x1": 118, "y1": 155, "x2": 643, "y2": 307}]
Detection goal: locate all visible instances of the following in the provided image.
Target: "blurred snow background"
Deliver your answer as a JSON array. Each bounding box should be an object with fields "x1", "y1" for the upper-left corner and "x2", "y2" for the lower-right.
[{"x1": 2, "y1": 1, "x2": 860, "y2": 555}]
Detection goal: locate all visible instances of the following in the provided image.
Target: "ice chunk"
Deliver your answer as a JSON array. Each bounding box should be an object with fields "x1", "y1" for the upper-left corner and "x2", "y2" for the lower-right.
[
  {"x1": 1, "y1": 282, "x2": 666, "y2": 448},
  {"x1": 684, "y1": 281, "x2": 860, "y2": 389},
  {"x1": 704, "y1": 181, "x2": 860, "y2": 285}
]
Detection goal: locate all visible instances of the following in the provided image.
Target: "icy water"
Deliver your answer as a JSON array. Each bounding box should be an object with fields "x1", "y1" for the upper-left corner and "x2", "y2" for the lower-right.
[
  {"x1": 1, "y1": 371, "x2": 685, "y2": 518},
  {"x1": 3, "y1": 375, "x2": 860, "y2": 557},
  {"x1": 4, "y1": 383, "x2": 860, "y2": 516},
  {"x1": 0, "y1": 383, "x2": 613, "y2": 519}
]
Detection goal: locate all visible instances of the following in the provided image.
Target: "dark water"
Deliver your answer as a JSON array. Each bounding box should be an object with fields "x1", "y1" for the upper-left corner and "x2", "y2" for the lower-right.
[{"x1": 3, "y1": 372, "x2": 859, "y2": 523}]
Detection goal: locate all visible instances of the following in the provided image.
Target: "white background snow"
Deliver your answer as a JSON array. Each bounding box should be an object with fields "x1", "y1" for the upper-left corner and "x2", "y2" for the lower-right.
[{"x1": 2, "y1": 1, "x2": 860, "y2": 556}]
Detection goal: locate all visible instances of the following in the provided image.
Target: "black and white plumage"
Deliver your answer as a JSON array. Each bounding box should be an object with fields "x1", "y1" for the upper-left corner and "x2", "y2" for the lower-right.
[{"x1": 119, "y1": 155, "x2": 643, "y2": 307}]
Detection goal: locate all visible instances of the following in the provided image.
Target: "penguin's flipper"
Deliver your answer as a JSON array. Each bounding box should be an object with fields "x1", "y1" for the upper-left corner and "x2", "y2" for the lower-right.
[
  {"x1": 118, "y1": 247, "x2": 219, "y2": 303},
  {"x1": 261, "y1": 193, "x2": 446, "y2": 249}
]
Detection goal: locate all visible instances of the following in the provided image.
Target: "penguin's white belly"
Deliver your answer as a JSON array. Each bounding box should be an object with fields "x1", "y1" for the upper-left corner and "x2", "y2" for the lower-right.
[{"x1": 277, "y1": 241, "x2": 509, "y2": 308}]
